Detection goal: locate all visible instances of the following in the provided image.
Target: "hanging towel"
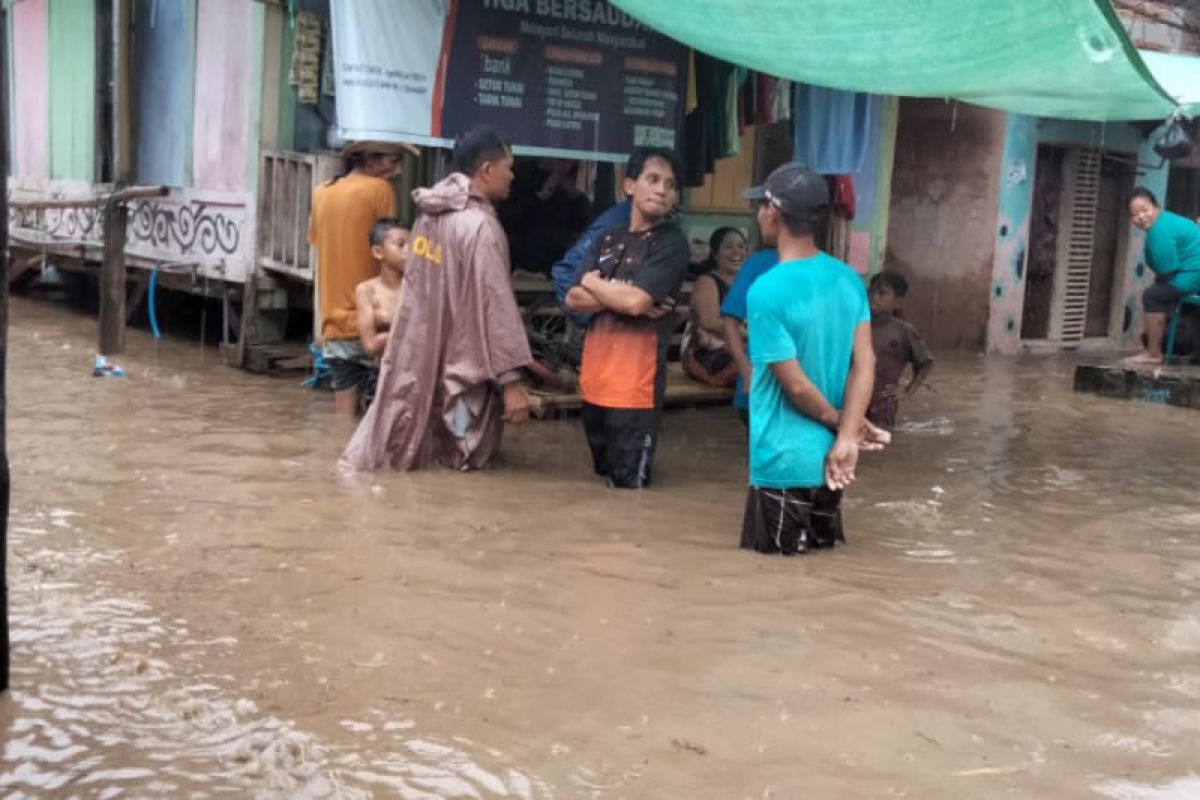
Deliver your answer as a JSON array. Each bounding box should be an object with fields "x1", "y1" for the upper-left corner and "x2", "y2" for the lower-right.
[
  {"x1": 757, "y1": 75, "x2": 775, "y2": 123},
  {"x1": 741, "y1": 72, "x2": 756, "y2": 131},
  {"x1": 792, "y1": 84, "x2": 881, "y2": 174},
  {"x1": 772, "y1": 79, "x2": 791, "y2": 122},
  {"x1": 687, "y1": 51, "x2": 698, "y2": 113},
  {"x1": 724, "y1": 68, "x2": 744, "y2": 155}
]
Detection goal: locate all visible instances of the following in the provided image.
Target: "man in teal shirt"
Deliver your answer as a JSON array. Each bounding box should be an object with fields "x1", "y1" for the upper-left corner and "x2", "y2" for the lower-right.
[
  {"x1": 1127, "y1": 187, "x2": 1200, "y2": 365},
  {"x1": 739, "y1": 164, "x2": 882, "y2": 556}
]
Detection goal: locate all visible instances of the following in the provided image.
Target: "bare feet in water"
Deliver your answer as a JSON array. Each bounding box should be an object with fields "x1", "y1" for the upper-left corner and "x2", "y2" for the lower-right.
[{"x1": 1124, "y1": 351, "x2": 1164, "y2": 366}]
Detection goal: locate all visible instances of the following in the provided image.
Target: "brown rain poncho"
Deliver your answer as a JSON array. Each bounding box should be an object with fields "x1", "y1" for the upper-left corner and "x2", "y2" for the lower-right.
[{"x1": 340, "y1": 173, "x2": 532, "y2": 471}]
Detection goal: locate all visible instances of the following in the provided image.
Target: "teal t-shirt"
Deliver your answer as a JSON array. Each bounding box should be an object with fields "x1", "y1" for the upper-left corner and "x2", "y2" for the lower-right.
[
  {"x1": 746, "y1": 254, "x2": 870, "y2": 489},
  {"x1": 1145, "y1": 210, "x2": 1200, "y2": 293}
]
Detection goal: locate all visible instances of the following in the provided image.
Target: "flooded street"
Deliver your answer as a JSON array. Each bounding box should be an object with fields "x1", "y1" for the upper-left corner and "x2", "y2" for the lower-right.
[{"x1": 2, "y1": 297, "x2": 1200, "y2": 799}]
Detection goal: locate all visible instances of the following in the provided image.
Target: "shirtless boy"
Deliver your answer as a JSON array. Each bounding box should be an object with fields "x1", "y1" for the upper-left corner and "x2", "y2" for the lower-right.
[{"x1": 354, "y1": 218, "x2": 410, "y2": 411}]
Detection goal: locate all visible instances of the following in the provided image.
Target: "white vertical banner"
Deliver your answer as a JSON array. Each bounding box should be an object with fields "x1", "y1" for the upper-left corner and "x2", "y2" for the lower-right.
[{"x1": 330, "y1": 0, "x2": 448, "y2": 144}]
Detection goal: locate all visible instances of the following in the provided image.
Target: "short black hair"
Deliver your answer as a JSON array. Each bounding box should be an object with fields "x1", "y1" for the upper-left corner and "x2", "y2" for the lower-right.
[
  {"x1": 626, "y1": 147, "x2": 682, "y2": 184},
  {"x1": 870, "y1": 271, "x2": 909, "y2": 296},
  {"x1": 1129, "y1": 186, "x2": 1159, "y2": 207},
  {"x1": 369, "y1": 217, "x2": 408, "y2": 247},
  {"x1": 451, "y1": 125, "x2": 511, "y2": 176},
  {"x1": 776, "y1": 206, "x2": 827, "y2": 238}
]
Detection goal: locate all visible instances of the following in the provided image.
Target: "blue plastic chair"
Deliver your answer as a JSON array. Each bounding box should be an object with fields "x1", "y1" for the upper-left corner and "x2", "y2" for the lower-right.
[{"x1": 1164, "y1": 294, "x2": 1200, "y2": 365}]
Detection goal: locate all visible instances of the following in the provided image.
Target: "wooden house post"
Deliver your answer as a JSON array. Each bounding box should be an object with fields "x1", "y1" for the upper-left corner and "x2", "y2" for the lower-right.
[
  {"x1": 98, "y1": 0, "x2": 135, "y2": 355},
  {"x1": 98, "y1": 200, "x2": 128, "y2": 355}
]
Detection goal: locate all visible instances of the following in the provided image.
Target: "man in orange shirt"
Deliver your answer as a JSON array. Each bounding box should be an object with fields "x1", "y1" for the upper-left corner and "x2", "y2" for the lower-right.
[
  {"x1": 565, "y1": 148, "x2": 688, "y2": 489},
  {"x1": 308, "y1": 140, "x2": 417, "y2": 415}
]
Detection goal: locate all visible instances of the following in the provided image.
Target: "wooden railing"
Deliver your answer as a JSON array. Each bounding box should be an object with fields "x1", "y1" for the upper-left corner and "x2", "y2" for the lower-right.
[
  {"x1": 256, "y1": 150, "x2": 337, "y2": 282},
  {"x1": 9, "y1": 185, "x2": 169, "y2": 354}
]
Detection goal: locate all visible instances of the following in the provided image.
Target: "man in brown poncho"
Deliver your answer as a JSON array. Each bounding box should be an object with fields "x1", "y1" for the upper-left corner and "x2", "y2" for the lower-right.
[{"x1": 341, "y1": 126, "x2": 533, "y2": 472}]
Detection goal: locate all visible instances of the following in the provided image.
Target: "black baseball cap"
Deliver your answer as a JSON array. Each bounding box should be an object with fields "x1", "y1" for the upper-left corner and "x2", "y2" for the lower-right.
[{"x1": 743, "y1": 163, "x2": 829, "y2": 218}]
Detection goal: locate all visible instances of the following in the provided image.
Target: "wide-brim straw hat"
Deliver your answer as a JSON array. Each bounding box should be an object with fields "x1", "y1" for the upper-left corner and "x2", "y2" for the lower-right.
[{"x1": 341, "y1": 140, "x2": 421, "y2": 159}]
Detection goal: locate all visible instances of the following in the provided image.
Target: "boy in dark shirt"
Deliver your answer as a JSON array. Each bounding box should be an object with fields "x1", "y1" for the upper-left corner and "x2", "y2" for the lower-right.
[
  {"x1": 867, "y1": 272, "x2": 934, "y2": 431},
  {"x1": 565, "y1": 148, "x2": 688, "y2": 489}
]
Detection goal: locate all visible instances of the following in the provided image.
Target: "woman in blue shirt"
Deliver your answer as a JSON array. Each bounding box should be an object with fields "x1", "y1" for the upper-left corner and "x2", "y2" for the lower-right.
[{"x1": 1127, "y1": 187, "x2": 1200, "y2": 365}]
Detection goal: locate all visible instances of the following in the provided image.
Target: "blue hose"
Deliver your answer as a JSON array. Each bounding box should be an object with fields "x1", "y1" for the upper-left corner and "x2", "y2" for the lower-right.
[{"x1": 148, "y1": 266, "x2": 162, "y2": 339}]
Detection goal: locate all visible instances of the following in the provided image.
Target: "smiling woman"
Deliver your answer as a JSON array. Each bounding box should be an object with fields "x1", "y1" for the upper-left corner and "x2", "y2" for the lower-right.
[
  {"x1": 681, "y1": 226, "x2": 747, "y2": 388},
  {"x1": 1125, "y1": 186, "x2": 1200, "y2": 365}
]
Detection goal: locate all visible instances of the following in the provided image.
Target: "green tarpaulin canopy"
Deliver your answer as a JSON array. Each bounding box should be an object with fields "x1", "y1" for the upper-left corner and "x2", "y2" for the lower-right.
[{"x1": 610, "y1": 0, "x2": 1182, "y2": 122}]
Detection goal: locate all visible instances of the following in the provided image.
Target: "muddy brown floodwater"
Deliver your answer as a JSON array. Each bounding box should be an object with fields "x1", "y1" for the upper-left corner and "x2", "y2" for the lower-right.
[{"x1": 1, "y1": 297, "x2": 1199, "y2": 799}]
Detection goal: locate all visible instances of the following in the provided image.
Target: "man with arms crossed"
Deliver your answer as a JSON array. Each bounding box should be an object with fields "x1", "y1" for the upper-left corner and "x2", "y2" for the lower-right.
[{"x1": 565, "y1": 148, "x2": 688, "y2": 489}]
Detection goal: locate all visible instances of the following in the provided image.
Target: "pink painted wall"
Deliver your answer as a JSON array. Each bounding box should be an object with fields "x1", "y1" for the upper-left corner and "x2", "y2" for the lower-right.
[
  {"x1": 12, "y1": 0, "x2": 48, "y2": 179},
  {"x1": 191, "y1": 0, "x2": 252, "y2": 192}
]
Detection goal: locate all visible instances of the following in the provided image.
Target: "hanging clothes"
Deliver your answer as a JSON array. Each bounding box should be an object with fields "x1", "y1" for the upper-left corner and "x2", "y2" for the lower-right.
[
  {"x1": 792, "y1": 84, "x2": 880, "y2": 174},
  {"x1": 686, "y1": 52, "x2": 698, "y2": 113},
  {"x1": 740, "y1": 71, "x2": 756, "y2": 132},
  {"x1": 684, "y1": 54, "x2": 736, "y2": 186},
  {"x1": 734, "y1": 67, "x2": 749, "y2": 140},
  {"x1": 830, "y1": 175, "x2": 857, "y2": 221},
  {"x1": 756, "y1": 75, "x2": 775, "y2": 123},
  {"x1": 290, "y1": 11, "x2": 323, "y2": 105}
]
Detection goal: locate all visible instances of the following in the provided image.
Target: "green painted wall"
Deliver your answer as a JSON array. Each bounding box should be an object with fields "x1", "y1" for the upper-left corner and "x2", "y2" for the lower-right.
[{"x1": 48, "y1": 0, "x2": 95, "y2": 180}]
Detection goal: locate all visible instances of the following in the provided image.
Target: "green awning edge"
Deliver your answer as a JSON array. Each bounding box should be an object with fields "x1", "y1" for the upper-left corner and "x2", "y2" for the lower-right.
[{"x1": 1093, "y1": 0, "x2": 1180, "y2": 115}]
